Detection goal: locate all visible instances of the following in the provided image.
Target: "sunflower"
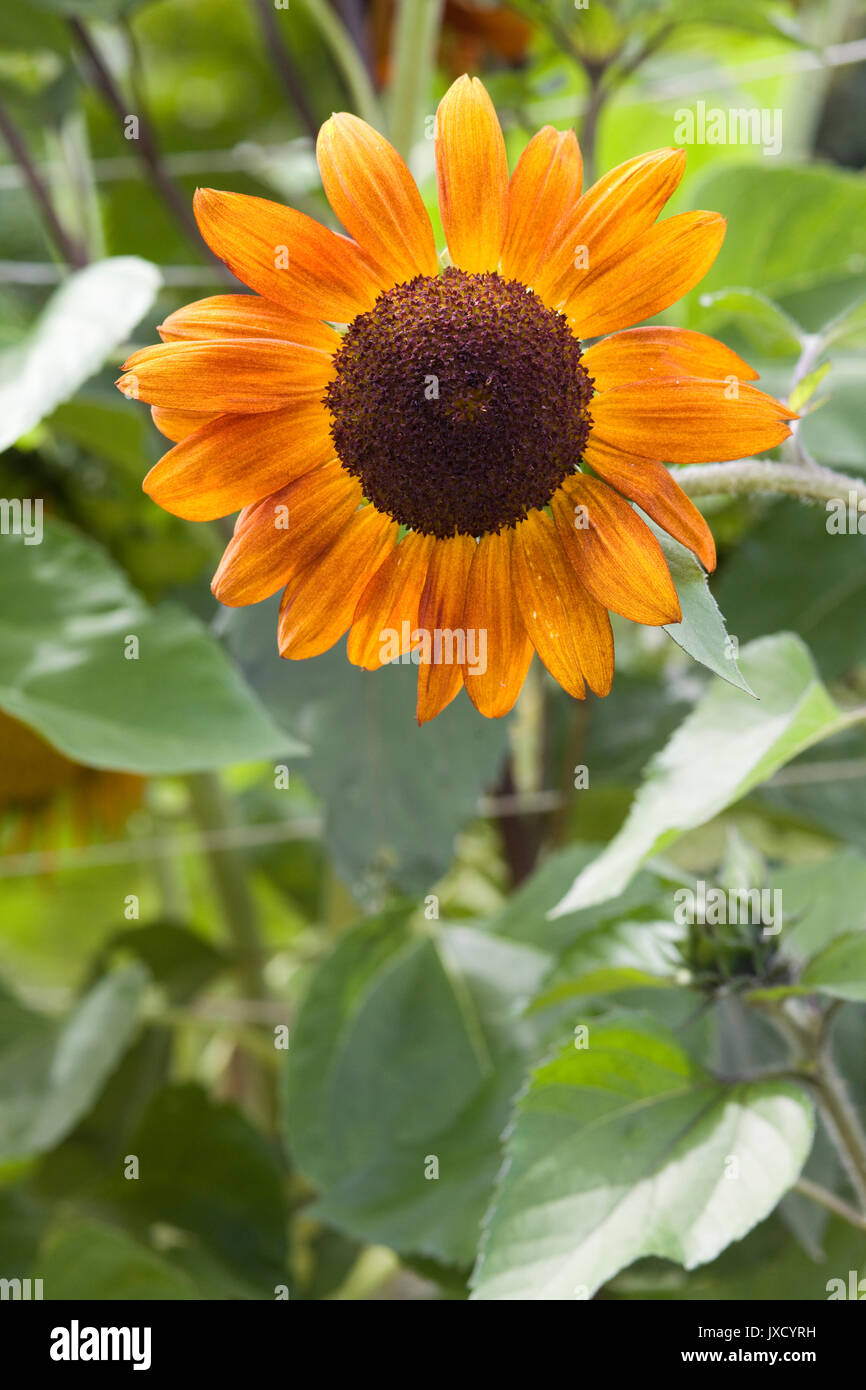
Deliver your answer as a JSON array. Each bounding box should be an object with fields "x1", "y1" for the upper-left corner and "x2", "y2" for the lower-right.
[
  {"x1": 118, "y1": 76, "x2": 796, "y2": 725},
  {"x1": 369, "y1": 1, "x2": 533, "y2": 87},
  {"x1": 0, "y1": 710, "x2": 141, "y2": 848}
]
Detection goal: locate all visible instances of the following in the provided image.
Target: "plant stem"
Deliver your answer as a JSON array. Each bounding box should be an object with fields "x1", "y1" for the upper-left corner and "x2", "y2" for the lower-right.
[
  {"x1": 794, "y1": 1177, "x2": 866, "y2": 1233},
  {"x1": 388, "y1": 0, "x2": 444, "y2": 159},
  {"x1": 673, "y1": 458, "x2": 866, "y2": 506},
  {"x1": 295, "y1": 0, "x2": 383, "y2": 129},
  {"x1": 249, "y1": 0, "x2": 319, "y2": 140},
  {"x1": 68, "y1": 18, "x2": 220, "y2": 267},
  {"x1": 0, "y1": 95, "x2": 88, "y2": 268},
  {"x1": 186, "y1": 772, "x2": 266, "y2": 999},
  {"x1": 810, "y1": 1049, "x2": 866, "y2": 1212}
]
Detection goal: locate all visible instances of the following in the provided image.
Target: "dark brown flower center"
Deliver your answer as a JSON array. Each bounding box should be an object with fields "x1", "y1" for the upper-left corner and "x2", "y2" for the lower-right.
[{"x1": 324, "y1": 268, "x2": 594, "y2": 538}]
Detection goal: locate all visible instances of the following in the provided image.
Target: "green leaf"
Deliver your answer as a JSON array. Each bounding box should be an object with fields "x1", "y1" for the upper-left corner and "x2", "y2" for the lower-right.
[
  {"x1": 0, "y1": 520, "x2": 299, "y2": 773},
  {"x1": 0, "y1": 258, "x2": 160, "y2": 452},
  {"x1": 227, "y1": 602, "x2": 509, "y2": 894},
  {"x1": 649, "y1": 521, "x2": 754, "y2": 693},
  {"x1": 98, "y1": 1084, "x2": 289, "y2": 1289},
  {"x1": 552, "y1": 634, "x2": 853, "y2": 916},
  {"x1": 695, "y1": 289, "x2": 803, "y2": 358},
  {"x1": 788, "y1": 360, "x2": 831, "y2": 414},
  {"x1": 37, "y1": 1220, "x2": 196, "y2": 1300},
  {"x1": 800, "y1": 934, "x2": 866, "y2": 1003},
  {"x1": 285, "y1": 910, "x2": 550, "y2": 1264},
  {"x1": 686, "y1": 166, "x2": 866, "y2": 333},
  {"x1": 471, "y1": 1017, "x2": 814, "y2": 1300},
  {"x1": 715, "y1": 500, "x2": 866, "y2": 681},
  {"x1": 529, "y1": 920, "x2": 685, "y2": 1010},
  {"x1": 770, "y1": 852, "x2": 866, "y2": 957},
  {"x1": 0, "y1": 966, "x2": 146, "y2": 1163}
]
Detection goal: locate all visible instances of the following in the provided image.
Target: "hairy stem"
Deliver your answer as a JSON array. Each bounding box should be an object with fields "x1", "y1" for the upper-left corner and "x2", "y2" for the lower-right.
[
  {"x1": 793, "y1": 1177, "x2": 866, "y2": 1233},
  {"x1": 673, "y1": 458, "x2": 866, "y2": 506},
  {"x1": 388, "y1": 0, "x2": 445, "y2": 159}
]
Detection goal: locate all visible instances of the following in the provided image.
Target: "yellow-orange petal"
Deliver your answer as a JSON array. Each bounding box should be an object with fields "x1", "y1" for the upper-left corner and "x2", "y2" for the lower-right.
[
  {"x1": 583, "y1": 437, "x2": 716, "y2": 572},
  {"x1": 193, "y1": 187, "x2": 389, "y2": 322},
  {"x1": 554, "y1": 475, "x2": 681, "y2": 626},
  {"x1": 144, "y1": 402, "x2": 335, "y2": 521},
  {"x1": 278, "y1": 504, "x2": 398, "y2": 660},
  {"x1": 158, "y1": 294, "x2": 341, "y2": 352},
  {"x1": 317, "y1": 113, "x2": 439, "y2": 284},
  {"x1": 513, "y1": 512, "x2": 588, "y2": 700},
  {"x1": 591, "y1": 376, "x2": 796, "y2": 463},
  {"x1": 534, "y1": 147, "x2": 685, "y2": 308},
  {"x1": 347, "y1": 530, "x2": 436, "y2": 670},
  {"x1": 151, "y1": 405, "x2": 218, "y2": 443},
  {"x1": 583, "y1": 327, "x2": 758, "y2": 392},
  {"x1": 415, "y1": 534, "x2": 476, "y2": 725},
  {"x1": 564, "y1": 211, "x2": 726, "y2": 337},
  {"x1": 118, "y1": 338, "x2": 333, "y2": 413},
  {"x1": 462, "y1": 530, "x2": 533, "y2": 718},
  {"x1": 212, "y1": 461, "x2": 361, "y2": 607},
  {"x1": 435, "y1": 75, "x2": 508, "y2": 273},
  {"x1": 500, "y1": 127, "x2": 582, "y2": 286}
]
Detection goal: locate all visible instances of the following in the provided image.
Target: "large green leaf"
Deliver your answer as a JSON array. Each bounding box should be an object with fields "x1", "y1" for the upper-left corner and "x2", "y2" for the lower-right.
[
  {"x1": 471, "y1": 1017, "x2": 814, "y2": 1300},
  {"x1": 715, "y1": 500, "x2": 866, "y2": 680},
  {"x1": 800, "y1": 935, "x2": 866, "y2": 1003},
  {"x1": 285, "y1": 910, "x2": 549, "y2": 1264},
  {"x1": 227, "y1": 601, "x2": 509, "y2": 894},
  {"x1": 686, "y1": 165, "x2": 866, "y2": 334},
  {"x1": 552, "y1": 634, "x2": 856, "y2": 916},
  {"x1": 0, "y1": 966, "x2": 146, "y2": 1163},
  {"x1": 0, "y1": 258, "x2": 160, "y2": 452},
  {"x1": 0, "y1": 520, "x2": 298, "y2": 772}
]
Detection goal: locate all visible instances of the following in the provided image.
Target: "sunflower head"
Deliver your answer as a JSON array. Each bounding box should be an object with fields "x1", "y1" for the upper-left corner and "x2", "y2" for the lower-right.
[{"x1": 118, "y1": 75, "x2": 796, "y2": 724}]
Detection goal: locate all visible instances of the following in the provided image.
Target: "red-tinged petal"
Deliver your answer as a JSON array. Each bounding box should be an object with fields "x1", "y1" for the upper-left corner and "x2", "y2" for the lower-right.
[
  {"x1": 590, "y1": 376, "x2": 796, "y2": 463},
  {"x1": 501, "y1": 127, "x2": 582, "y2": 286},
  {"x1": 144, "y1": 402, "x2": 335, "y2": 520},
  {"x1": 562, "y1": 211, "x2": 726, "y2": 337},
  {"x1": 212, "y1": 461, "x2": 361, "y2": 606},
  {"x1": 583, "y1": 326, "x2": 758, "y2": 392},
  {"x1": 535, "y1": 147, "x2": 685, "y2": 309},
  {"x1": 158, "y1": 294, "x2": 340, "y2": 351},
  {"x1": 278, "y1": 504, "x2": 398, "y2": 659},
  {"x1": 118, "y1": 338, "x2": 334, "y2": 413},
  {"x1": 435, "y1": 75, "x2": 508, "y2": 273},
  {"x1": 348, "y1": 530, "x2": 436, "y2": 669},
  {"x1": 554, "y1": 475, "x2": 682, "y2": 626},
  {"x1": 193, "y1": 187, "x2": 389, "y2": 322},
  {"x1": 150, "y1": 405, "x2": 217, "y2": 443},
  {"x1": 415, "y1": 534, "x2": 476, "y2": 724},
  {"x1": 317, "y1": 113, "x2": 438, "y2": 283},
  {"x1": 584, "y1": 437, "x2": 716, "y2": 571},
  {"x1": 462, "y1": 530, "x2": 533, "y2": 718},
  {"x1": 513, "y1": 511, "x2": 594, "y2": 700}
]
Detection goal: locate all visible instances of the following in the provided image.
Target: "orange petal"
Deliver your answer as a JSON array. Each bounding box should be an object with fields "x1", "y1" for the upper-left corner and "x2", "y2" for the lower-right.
[
  {"x1": 584, "y1": 437, "x2": 716, "y2": 572},
  {"x1": 347, "y1": 530, "x2": 436, "y2": 670},
  {"x1": 534, "y1": 147, "x2": 685, "y2": 308},
  {"x1": 278, "y1": 504, "x2": 398, "y2": 660},
  {"x1": 158, "y1": 294, "x2": 341, "y2": 352},
  {"x1": 501, "y1": 127, "x2": 582, "y2": 286},
  {"x1": 415, "y1": 534, "x2": 476, "y2": 725},
  {"x1": 591, "y1": 376, "x2": 796, "y2": 463},
  {"x1": 512, "y1": 511, "x2": 600, "y2": 700},
  {"x1": 317, "y1": 113, "x2": 439, "y2": 283},
  {"x1": 144, "y1": 403, "x2": 335, "y2": 521},
  {"x1": 151, "y1": 405, "x2": 217, "y2": 443},
  {"x1": 193, "y1": 187, "x2": 389, "y2": 322},
  {"x1": 554, "y1": 475, "x2": 681, "y2": 626},
  {"x1": 462, "y1": 530, "x2": 533, "y2": 718},
  {"x1": 564, "y1": 211, "x2": 726, "y2": 337},
  {"x1": 583, "y1": 327, "x2": 758, "y2": 392},
  {"x1": 118, "y1": 339, "x2": 334, "y2": 413},
  {"x1": 435, "y1": 75, "x2": 508, "y2": 273},
  {"x1": 212, "y1": 461, "x2": 361, "y2": 607}
]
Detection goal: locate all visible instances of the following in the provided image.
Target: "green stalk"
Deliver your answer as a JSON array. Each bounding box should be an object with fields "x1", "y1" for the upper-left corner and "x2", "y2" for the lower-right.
[
  {"x1": 296, "y1": 0, "x2": 383, "y2": 128},
  {"x1": 388, "y1": 0, "x2": 445, "y2": 158}
]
